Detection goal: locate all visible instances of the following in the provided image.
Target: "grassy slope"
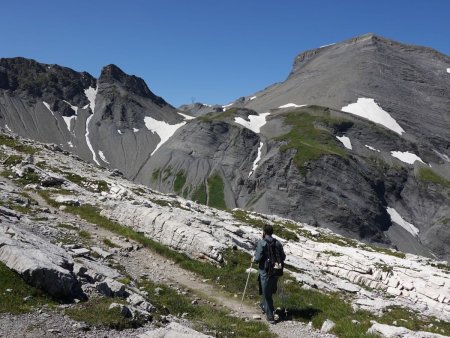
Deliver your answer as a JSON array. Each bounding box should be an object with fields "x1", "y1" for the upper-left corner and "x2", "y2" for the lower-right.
[{"x1": 275, "y1": 110, "x2": 347, "y2": 174}]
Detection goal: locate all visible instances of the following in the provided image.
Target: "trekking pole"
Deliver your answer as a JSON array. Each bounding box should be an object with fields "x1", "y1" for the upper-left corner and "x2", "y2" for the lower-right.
[{"x1": 239, "y1": 260, "x2": 253, "y2": 311}]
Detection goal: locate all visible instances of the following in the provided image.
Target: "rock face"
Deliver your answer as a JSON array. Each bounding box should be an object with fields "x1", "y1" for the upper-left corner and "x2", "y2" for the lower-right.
[
  {"x1": 0, "y1": 221, "x2": 82, "y2": 300},
  {"x1": 1, "y1": 33, "x2": 450, "y2": 260}
]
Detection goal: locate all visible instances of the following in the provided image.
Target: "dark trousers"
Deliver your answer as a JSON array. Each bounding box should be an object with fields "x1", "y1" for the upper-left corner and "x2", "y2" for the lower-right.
[{"x1": 258, "y1": 271, "x2": 278, "y2": 320}]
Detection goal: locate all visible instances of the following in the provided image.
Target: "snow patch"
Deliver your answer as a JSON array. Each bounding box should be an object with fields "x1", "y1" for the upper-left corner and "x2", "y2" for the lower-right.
[
  {"x1": 336, "y1": 136, "x2": 352, "y2": 150},
  {"x1": 222, "y1": 103, "x2": 233, "y2": 111},
  {"x1": 391, "y1": 151, "x2": 424, "y2": 165},
  {"x1": 4, "y1": 124, "x2": 12, "y2": 132},
  {"x1": 447, "y1": 68, "x2": 450, "y2": 73},
  {"x1": 278, "y1": 103, "x2": 306, "y2": 109},
  {"x1": 98, "y1": 150, "x2": 110, "y2": 164},
  {"x1": 178, "y1": 112, "x2": 196, "y2": 120},
  {"x1": 62, "y1": 116, "x2": 76, "y2": 132},
  {"x1": 320, "y1": 43, "x2": 335, "y2": 48},
  {"x1": 85, "y1": 114, "x2": 100, "y2": 165},
  {"x1": 249, "y1": 142, "x2": 263, "y2": 177},
  {"x1": 133, "y1": 128, "x2": 139, "y2": 133},
  {"x1": 117, "y1": 130, "x2": 123, "y2": 135},
  {"x1": 67, "y1": 141, "x2": 73, "y2": 148},
  {"x1": 42, "y1": 101, "x2": 57, "y2": 118},
  {"x1": 365, "y1": 145, "x2": 380, "y2": 152},
  {"x1": 386, "y1": 207, "x2": 419, "y2": 237},
  {"x1": 84, "y1": 86, "x2": 97, "y2": 113},
  {"x1": 144, "y1": 117, "x2": 186, "y2": 155},
  {"x1": 234, "y1": 112, "x2": 270, "y2": 134},
  {"x1": 341, "y1": 98, "x2": 405, "y2": 135},
  {"x1": 249, "y1": 96, "x2": 257, "y2": 101},
  {"x1": 63, "y1": 100, "x2": 79, "y2": 115}
]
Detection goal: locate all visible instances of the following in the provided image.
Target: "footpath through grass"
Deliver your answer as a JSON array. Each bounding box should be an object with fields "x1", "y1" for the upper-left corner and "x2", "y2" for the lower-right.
[{"x1": 38, "y1": 191, "x2": 450, "y2": 337}]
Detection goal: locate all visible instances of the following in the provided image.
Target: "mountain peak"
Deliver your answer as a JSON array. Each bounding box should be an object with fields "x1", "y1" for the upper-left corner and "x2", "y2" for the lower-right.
[{"x1": 98, "y1": 64, "x2": 169, "y2": 106}]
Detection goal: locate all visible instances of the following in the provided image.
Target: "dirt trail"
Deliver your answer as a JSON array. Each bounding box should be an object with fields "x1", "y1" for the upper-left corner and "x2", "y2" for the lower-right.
[{"x1": 28, "y1": 190, "x2": 334, "y2": 338}]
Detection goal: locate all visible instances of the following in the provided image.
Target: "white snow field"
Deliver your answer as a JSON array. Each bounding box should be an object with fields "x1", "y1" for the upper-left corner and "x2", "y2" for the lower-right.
[
  {"x1": 178, "y1": 112, "x2": 196, "y2": 120},
  {"x1": 365, "y1": 145, "x2": 381, "y2": 152},
  {"x1": 42, "y1": 101, "x2": 56, "y2": 118},
  {"x1": 84, "y1": 86, "x2": 97, "y2": 112},
  {"x1": 85, "y1": 115, "x2": 100, "y2": 165},
  {"x1": 98, "y1": 150, "x2": 110, "y2": 164},
  {"x1": 278, "y1": 103, "x2": 307, "y2": 109},
  {"x1": 336, "y1": 136, "x2": 352, "y2": 150},
  {"x1": 447, "y1": 68, "x2": 450, "y2": 73},
  {"x1": 249, "y1": 96, "x2": 257, "y2": 101},
  {"x1": 222, "y1": 103, "x2": 233, "y2": 111},
  {"x1": 386, "y1": 207, "x2": 420, "y2": 237},
  {"x1": 234, "y1": 112, "x2": 270, "y2": 133},
  {"x1": 83, "y1": 86, "x2": 99, "y2": 165},
  {"x1": 391, "y1": 151, "x2": 425, "y2": 164},
  {"x1": 62, "y1": 100, "x2": 78, "y2": 132},
  {"x1": 341, "y1": 98, "x2": 405, "y2": 135},
  {"x1": 248, "y1": 142, "x2": 263, "y2": 177},
  {"x1": 144, "y1": 116, "x2": 186, "y2": 155},
  {"x1": 133, "y1": 128, "x2": 139, "y2": 133}
]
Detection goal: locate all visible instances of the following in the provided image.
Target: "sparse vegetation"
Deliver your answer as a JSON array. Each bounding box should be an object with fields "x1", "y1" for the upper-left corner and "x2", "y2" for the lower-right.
[
  {"x1": 192, "y1": 183, "x2": 207, "y2": 204},
  {"x1": 232, "y1": 210, "x2": 299, "y2": 241},
  {"x1": 103, "y1": 238, "x2": 120, "y2": 248},
  {"x1": 62, "y1": 172, "x2": 109, "y2": 192},
  {"x1": 207, "y1": 173, "x2": 226, "y2": 209},
  {"x1": 151, "y1": 168, "x2": 161, "y2": 182},
  {"x1": 3, "y1": 154, "x2": 23, "y2": 166},
  {"x1": 418, "y1": 168, "x2": 450, "y2": 189},
  {"x1": 0, "y1": 262, "x2": 54, "y2": 314},
  {"x1": 0, "y1": 134, "x2": 39, "y2": 154},
  {"x1": 37, "y1": 191, "x2": 449, "y2": 337},
  {"x1": 65, "y1": 297, "x2": 146, "y2": 330},
  {"x1": 139, "y1": 279, "x2": 273, "y2": 337},
  {"x1": 173, "y1": 170, "x2": 187, "y2": 194},
  {"x1": 275, "y1": 110, "x2": 348, "y2": 174}
]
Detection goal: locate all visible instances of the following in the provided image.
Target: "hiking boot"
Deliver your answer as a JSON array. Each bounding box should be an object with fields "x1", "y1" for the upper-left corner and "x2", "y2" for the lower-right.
[{"x1": 268, "y1": 318, "x2": 276, "y2": 325}]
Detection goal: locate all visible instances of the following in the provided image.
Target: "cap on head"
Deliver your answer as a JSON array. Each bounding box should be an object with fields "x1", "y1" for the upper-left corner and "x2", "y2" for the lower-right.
[{"x1": 263, "y1": 224, "x2": 273, "y2": 236}]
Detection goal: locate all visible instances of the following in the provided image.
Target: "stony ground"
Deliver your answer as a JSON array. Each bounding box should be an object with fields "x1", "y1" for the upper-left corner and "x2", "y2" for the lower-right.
[{"x1": 1, "y1": 183, "x2": 335, "y2": 338}]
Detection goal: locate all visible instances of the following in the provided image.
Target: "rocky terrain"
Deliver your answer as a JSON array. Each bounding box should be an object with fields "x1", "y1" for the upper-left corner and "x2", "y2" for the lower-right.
[
  {"x1": 0, "y1": 131, "x2": 449, "y2": 337},
  {"x1": 1, "y1": 34, "x2": 449, "y2": 262}
]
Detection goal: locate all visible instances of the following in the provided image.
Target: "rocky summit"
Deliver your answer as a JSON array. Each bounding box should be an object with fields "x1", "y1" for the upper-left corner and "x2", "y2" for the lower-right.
[{"x1": 0, "y1": 33, "x2": 449, "y2": 337}]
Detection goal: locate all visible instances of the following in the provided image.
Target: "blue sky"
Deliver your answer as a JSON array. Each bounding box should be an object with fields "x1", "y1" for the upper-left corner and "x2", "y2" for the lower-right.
[{"x1": 1, "y1": 0, "x2": 449, "y2": 106}]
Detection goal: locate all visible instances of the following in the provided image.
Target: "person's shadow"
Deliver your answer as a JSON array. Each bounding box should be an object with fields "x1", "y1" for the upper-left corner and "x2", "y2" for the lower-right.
[{"x1": 275, "y1": 306, "x2": 321, "y2": 322}]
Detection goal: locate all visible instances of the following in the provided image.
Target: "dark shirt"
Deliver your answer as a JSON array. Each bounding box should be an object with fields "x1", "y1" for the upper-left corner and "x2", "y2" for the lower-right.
[{"x1": 253, "y1": 235, "x2": 286, "y2": 271}]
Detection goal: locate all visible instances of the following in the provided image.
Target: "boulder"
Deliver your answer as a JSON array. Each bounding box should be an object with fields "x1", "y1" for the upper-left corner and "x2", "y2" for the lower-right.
[
  {"x1": 109, "y1": 303, "x2": 132, "y2": 318},
  {"x1": 54, "y1": 195, "x2": 80, "y2": 206},
  {"x1": 367, "y1": 322, "x2": 448, "y2": 337},
  {"x1": 0, "y1": 223, "x2": 83, "y2": 300},
  {"x1": 321, "y1": 319, "x2": 336, "y2": 333},
  {"x1": 95, "y1": 278, "x2": 127, "y2": 297}
]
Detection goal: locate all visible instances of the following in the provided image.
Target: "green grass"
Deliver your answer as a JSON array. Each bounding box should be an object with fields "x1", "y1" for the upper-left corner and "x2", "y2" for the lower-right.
[
  {"x1": 78, "y1": 230, "x2": 92, "y2": 239},
  {"x1": 418, "y1": 168, "x2": 450, "y2": 189},
  {"x1": 173, "y1": 170, "x2": 187, "y2": 194},
  {"x1": 39, "y1": 191, "x2": 449, "y2": 337},
  {"x1": 192, "y1": 183, "x2": 207, "y2": 204},
  {"x1": 0, "y1": 134, "x2": 39, "y2": 154},
  {"x1": 65, "y1": 297, "x2": 147, "y2": 330},
  {"x1": 275, "y1": 111, "x2": 347, "y2": 174},
  {"x1": 162, "y1": 167, "x2": 172, "y2": 182},
  {"x1": 151, "y1": 168, "x2": 161, "y2": 182},
  {"x1": 62, "y1": 172, "x2": 109, "y2": 192},
  {"x1": 0, "y1": 262, "x2": 54, "y2": 314},
  {"x1": 103, "y1": 238, "x2": 120, "y2": 248},
  {"x1": 139, "y1": 279, "x2": 273, "y2": 338},
  {"x1": 207, "y1": 173, "x2": 226, "y2": 209},
  {"x1": 3, "y1": 154, "x2": 23, "y2": 166},
  {"x1": 232, "y1": 210, "x2": 299, "y2": 241}
]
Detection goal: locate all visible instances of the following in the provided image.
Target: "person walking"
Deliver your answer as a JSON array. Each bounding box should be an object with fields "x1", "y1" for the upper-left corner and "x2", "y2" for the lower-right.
[{"x1": 253, "y1": 224, "x2": 286, "y2": 324}]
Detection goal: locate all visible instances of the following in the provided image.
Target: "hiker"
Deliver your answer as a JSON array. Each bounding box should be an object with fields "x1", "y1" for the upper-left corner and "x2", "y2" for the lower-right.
[{"x1": 253, "y1": 224, "x2": 286, "y2": 324}]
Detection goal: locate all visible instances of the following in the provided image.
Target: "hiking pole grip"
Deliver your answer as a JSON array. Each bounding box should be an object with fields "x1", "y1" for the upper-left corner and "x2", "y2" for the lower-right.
[{"x1": 239, "y1": 260, "x2": 253, "y2": 311}]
